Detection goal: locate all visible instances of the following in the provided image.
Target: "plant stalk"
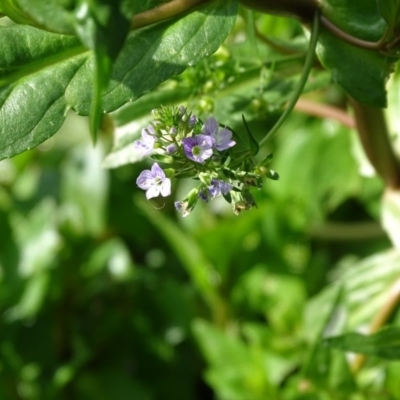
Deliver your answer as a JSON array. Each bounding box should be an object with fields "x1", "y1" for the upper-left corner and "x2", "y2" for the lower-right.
[
  {"x1": 349, "y1": 99, "x2": 400, "y2": 190},
  {"x1": 131, "y1": 0, "x2": 208, "y2": 29},
  {"x1": 259, "y1": 11, "x2": 320, "y2": 146}
]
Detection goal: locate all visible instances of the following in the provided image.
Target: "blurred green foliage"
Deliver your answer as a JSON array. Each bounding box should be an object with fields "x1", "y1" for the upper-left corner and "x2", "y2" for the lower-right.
[{"x1": 1, "y1": 6, "x2": 400, "y2": 400}]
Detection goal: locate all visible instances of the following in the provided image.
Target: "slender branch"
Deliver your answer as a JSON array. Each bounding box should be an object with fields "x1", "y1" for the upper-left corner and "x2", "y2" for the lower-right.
[
  {"x1": 294, "y1": 98, "x2": 355, "y2": 129},
  {"x1": 255, "y1": 29, "x2": 301, "y2": 55},
  {"x1": 259, "y1": 11, "x2": 320, "y2": 146},
  {"x1": 351, "y1": 276, "x2": 400, "y2": 374},
  {"x1": 349, "y1": 99, "x2": 400, "y2": 190},
  {"x1": 320, "y1": 15, "x2": 382, "y2": 50},
  {"x1": 131, "y1": 0, "x2": 208, "y2": 29}
]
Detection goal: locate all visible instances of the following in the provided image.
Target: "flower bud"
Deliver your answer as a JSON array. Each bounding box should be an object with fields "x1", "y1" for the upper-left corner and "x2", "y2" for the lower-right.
[{"x1": 166, "y1": 144, "x2": 178, "y2": 154}]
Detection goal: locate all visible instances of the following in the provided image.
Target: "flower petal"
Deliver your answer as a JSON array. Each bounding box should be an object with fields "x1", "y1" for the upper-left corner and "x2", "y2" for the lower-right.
[
  {"x1": 160, "y1": 178, "x2": 171, "y2": 197},
  {"x1": 203, "y1": 117, "x2": 218, "y2": 136},
  {"x1": 146, "y1": 185, "x2": 160, "y2": 199},
  {"x1": 151, "y1": 162, "x2": 166, "y2": 179},
  {"x1": 136, "y1": 170, "x2": 154, "y2": 189}
]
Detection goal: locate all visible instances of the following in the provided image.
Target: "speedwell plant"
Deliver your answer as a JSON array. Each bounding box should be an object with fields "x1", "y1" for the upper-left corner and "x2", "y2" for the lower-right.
[{"x1": 134, "y1": 106, "x2": 278, "y2": 216}]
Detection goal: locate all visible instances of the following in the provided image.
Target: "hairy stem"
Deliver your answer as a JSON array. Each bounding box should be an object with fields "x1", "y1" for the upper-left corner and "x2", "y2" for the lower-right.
[
  {"x1": 349, "y1": 99, "x2": 400, "y2": 190},
  {"x1": 131, "y1": 0, "x2": 208, "y2": 29},
  {"x1": 351, "y1": 277, "x2": 400, "y2": 374},
  {"x1": 259, "y1": 11, "x2": 320, "y2": 146}
]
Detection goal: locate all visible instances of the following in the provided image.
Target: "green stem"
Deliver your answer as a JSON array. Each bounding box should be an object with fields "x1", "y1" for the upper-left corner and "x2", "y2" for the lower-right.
[
  {"x1": 259, "y1": 11, "x2": 320, "y2": 146},
  {"x1": 349, "y1": 99, "x2": 400, "y2": 190}
]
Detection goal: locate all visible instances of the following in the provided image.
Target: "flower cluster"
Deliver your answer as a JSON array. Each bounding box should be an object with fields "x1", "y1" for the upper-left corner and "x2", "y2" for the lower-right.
[{"x1": 134, "y1": 106, "x2": 278, "y2": 216}]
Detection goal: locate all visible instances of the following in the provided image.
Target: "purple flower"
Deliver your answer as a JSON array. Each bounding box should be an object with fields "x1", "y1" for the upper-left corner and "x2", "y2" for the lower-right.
[
  {"x1": 182, "y1": 135, "x2": 213, "y2": 163},
  {"x1": 202, "y1": 117, "x2": 235, "y2": 151},
  {"x1": 198, "y1": 188, "x2": 210, "y2": 202},
  {"x1": 134, "y1": 126, "x2": 156, "y2": 157},
  {"x1": 188, "y1": 115, "x2": 197, "y2": 128},
  {"x1": 209, "y1": 178, "x2": 233, "y2": 199},
  {"x1": 166, "y1": 143, "x2": 178, "y2": 154},
  {"x1": 136, "y1": 163, "x2": 171, "y2": 199}
]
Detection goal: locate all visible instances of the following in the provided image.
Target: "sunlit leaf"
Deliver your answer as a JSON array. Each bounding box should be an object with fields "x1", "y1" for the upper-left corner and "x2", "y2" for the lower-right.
[
  {"x1": 325, "y1": 326, "x2": 400, "y2": 360},
  {"x1": 317, "y1": 0, "x2": 396, "y2": 107},
  {"x1": 0, "y1": 0, "x2": 238, "y2": 159}
]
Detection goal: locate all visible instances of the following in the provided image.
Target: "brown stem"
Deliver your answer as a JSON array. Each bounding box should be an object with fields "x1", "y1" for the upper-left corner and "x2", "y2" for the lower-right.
[
  {"x1": 294, "y1": 98, "x2": 355, "y2": 129},
  {"x1": 349, "y1": 99, "x2": 400, "y2": 190},
  {"x1": 320, "y1": 16, "x2": 382, "y2": 50},
  {"x1": 131, "y1": 0, "x2": 208, "y2": 29},
  {"x1": 351, "y1": 276, "x2": 400, "y2": 373}
]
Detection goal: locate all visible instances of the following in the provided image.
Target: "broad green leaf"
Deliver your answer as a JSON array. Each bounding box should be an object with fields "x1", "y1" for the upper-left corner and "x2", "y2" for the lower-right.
[
  {"x1": 317, "y1": 0, "x2": 396, "y2": 107},
  {"x1": 317, "y1": 29, "x2": 394, "y2": 107},
  {"x1": 320, "y1": 0, "x2": 387, "y2": 41},
  {"x1": 325, "y1": 326, "x2": 400, "y2": 360},
  {"x1": 376, "y1": 0, "x2": 400, "y2": 42},
  {"x1": 11, "y1": 0, "x2": 75, "y2": 33},
  {"x1": 192, "y1": 318, "x2": 273, "y2": 399},
  {"x1": 0, "y1": 0, "x2": 238, "y2": 160},
  {"x1": 0, "y1": 0, "x2": 43, "y2": 26}
]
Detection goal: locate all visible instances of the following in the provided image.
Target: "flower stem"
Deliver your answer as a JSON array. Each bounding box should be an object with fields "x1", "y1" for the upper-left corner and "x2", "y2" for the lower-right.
[{"x1": 259, "y1": 11, "x2": 320, "y2": 146}]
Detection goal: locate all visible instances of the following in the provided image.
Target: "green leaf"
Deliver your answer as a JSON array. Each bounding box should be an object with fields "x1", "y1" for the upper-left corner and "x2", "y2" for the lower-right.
[
  {"x1": 317, "y1": 29, "x2": 394, "y2": 107},
  {"x1": 0, "y1": 0, "x2": 238, "y2": 160},
  {"x1": 325, "y1": 326, "x2": 400, "y2": 360},
  {"x1": 321, "y1": 0, "x2": 387, "y2": 41},
  {"x1": 377, "y1": 0, "x2": 400, "y2": 41},
  {"x1": 74, "y1": 0, "x2": 130, "y2": 141},
  {"x1": 317, "y1": 0, "x2": 396, "y2": 107},
  {"x1": 0, "y1": 0, "x2": 42, "y2": 26},
  {"x1": 241, "y1": 114, "x2": 259, "y2": 155},
  {"x1": 1, "y1": 0, "x2": 75, "y2": 33}
]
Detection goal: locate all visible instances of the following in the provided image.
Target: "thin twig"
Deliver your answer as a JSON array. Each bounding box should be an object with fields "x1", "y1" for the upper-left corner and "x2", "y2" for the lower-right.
[
  {"x1": 131, "y1": 0, "x2": 208, "y2": 29},
  {"x1": 320, "y1": 15, "x2": 382, "y2": 50}
]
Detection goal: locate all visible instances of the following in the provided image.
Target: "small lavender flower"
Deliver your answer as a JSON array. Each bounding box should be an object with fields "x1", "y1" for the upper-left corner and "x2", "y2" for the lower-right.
[
  {"x1": 136, "y1": 163, "x2": 171, "y2": 199},
  {"x1": 134, "y1": 126, "x2": 156, "y2": 157},
  {"x1": 178, "y1": 105, "x2": 186, "y2": 116},
  {"x1": 182, "y1": 135, "x2": 213, "y2": 163},
  {"x1": 198, "y1": 188, "x2": 210, "y2": 202},
  {"x1": 209, "y1": 178, "x2": 233, "y2": 199},
  {"x1": 188, "y1": 115, "x2": 197, "y2": 128},
  {"x1": 166, "y1": 143, "x2": 178, "y2": 154},
  {"x1": 202, "y1": 117, "x2": 235, "y2": 151}
]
